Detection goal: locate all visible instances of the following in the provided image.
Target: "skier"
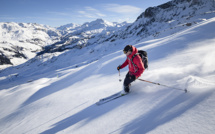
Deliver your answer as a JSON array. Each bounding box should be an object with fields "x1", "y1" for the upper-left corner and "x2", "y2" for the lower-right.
[{"x1": 117, "y1": 45, "x2": 145, "y2": 95}]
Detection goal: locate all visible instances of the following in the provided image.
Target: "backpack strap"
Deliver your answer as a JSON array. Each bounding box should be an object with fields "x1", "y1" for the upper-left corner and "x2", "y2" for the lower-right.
[
  {"x1": 129, "y1": 53, "x2": 139, "y2": 73},
  {"x1": 131, "y1": 53, "x2": 139, "y2": 63}
]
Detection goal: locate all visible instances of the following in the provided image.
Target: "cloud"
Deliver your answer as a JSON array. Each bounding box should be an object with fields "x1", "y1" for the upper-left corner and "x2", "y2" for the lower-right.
[
  {"x1": 103, "y1": 4, "x2": 142, "y2": 14},
  {"x1": 78, "y1": 11, "x2": 86, "y2": 14},
  {"x1": 77, "y1": 6, "x2": 106, "y2": 18},
  {"x1": 85, "y1": 7, "x2": 98, "y2": 12},
  {"x1": 95, "y1": 12, "x2": 106, "y2": 17}
]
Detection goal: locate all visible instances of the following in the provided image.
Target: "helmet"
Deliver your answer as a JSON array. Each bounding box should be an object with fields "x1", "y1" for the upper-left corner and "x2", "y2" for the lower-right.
[{"x1": 123, "y1": 45, "x2": 133, "y2": 54}]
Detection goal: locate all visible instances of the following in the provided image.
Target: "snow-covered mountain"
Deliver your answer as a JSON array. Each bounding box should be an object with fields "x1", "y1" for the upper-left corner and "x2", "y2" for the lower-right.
[
  {"x1": 0, "y1": 19, "x2": 128, "y2": 69},
  {"x1": 0, "y1": 22, "x2": 61, "y2": 68},
  {"x1": 37, "y1": 0, "x2": 215, "y2": 56},
  {"x1": 1, "y1": 14, "x2": 215, "y2": 134},
  {"x1": 2, "y1": 0, "x2": 213, "y2": 70},
  {"x1": 57, "y1": 19, "x2": 128, "y2": 35},
  {"x1": 0, "y1": 0, "x2": 215, "y2": 133},
  {"x1": 107, "y1": 0, "x2": 215, "y2": 41},
  {"x1": 57, "y1": 23, "x2": 80, "y2": 31},
  {"x1": 36, "y1": 19, "x2": 129, "y2": 56}
]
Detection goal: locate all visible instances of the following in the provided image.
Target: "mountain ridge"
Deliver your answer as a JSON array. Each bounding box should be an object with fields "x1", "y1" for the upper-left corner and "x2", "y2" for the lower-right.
[{"x1": 0, "y1": 0, "x2": 214, "y2": 70}]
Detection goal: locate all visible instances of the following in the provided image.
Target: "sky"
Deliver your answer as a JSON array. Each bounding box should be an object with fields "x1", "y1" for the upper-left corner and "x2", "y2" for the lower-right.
[{"x1": 0, "y1": 0, "x2": 171, "y2": 27}]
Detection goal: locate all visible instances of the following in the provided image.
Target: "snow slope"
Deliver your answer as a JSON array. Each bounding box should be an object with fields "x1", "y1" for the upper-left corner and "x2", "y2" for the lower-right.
[{"x1": 0, "y1": 15, "x2": 215, "y2": 134}]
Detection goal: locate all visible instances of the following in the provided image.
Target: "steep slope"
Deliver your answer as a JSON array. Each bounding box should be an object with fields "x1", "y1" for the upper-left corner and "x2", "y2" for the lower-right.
[
  {"x1": 107, "y1": 0, "x2": 215, "y2": 41},
  {"x1": 0, "y1": 0, "x2": 215, "y2": 133},
  {"x1": 0, "y1": 14, "x2": 215, "y2": 134}
]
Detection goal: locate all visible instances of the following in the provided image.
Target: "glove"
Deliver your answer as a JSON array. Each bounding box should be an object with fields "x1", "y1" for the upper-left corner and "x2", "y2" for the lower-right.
[{"x1": 117, "y1": 65, "x2": 121, "y2": 71}]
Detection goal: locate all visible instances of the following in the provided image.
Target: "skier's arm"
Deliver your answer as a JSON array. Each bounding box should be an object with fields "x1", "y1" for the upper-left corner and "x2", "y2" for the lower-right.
[{"x1": 120, "y1": 59, "x2": 128, "y2": 69}]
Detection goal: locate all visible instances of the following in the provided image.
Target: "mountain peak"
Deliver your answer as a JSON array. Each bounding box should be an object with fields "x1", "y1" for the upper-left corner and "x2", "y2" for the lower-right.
[
  {"x1": 82, "y1": 19, "x2": 115, "y2": 28},
  {"x1": 57, "y1": 23, "x2": 80, "y2": 31}
]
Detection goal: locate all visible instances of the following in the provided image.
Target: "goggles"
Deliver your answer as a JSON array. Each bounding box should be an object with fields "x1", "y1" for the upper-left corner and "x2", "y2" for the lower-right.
[{"x1": 123, "y1": 50, "x2": 128, "y2": 54}]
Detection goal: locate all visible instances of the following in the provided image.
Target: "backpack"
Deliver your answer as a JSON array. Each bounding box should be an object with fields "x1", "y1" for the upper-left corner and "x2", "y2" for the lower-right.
[{"x1": 131, "y1": 50, "x2": 148, "y2": 69}]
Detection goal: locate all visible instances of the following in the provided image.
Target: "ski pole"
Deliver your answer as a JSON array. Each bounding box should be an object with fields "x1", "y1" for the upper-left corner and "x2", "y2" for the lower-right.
[
  {"x1": 138, "y1": 78, "x2": 187, "y2": 93},
  {"x1": 119, "y1": 70, "x2": 122, "y2": 82}
]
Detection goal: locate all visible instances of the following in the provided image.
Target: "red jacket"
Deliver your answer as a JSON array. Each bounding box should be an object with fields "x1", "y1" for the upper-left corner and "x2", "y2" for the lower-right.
[{"x1": 120, "y1": 46, "x2": 145, "y2": 78}]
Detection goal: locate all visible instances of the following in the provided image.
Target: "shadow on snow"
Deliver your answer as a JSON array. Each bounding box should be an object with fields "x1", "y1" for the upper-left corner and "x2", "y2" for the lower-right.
[
  {"x1": 114, "y1": 91, "x2": 212, "y2": 134},
  {"x1": 40, "y1": 101, "x2": 126, "y2": 134}
]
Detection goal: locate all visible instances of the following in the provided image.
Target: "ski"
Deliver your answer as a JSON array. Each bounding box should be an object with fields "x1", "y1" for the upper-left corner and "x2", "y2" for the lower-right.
[{"x1": 96, "y1": 91, "x2": 127, "y2": 105}]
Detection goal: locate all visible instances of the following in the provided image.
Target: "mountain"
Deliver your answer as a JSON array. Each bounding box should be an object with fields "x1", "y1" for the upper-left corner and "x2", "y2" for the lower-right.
[
  {"x1": 0, "y1": 22, "x2": 61, "y2": 69},
  {"x1": 0, "y1": 0, "x2": 215, "y2": 133},
  {"x1": 57, "y1": 19, "x2": 128, "y2": 34},
  {"x1": 0, "y1": 9, "x2": 215, "y2": 134},
  {"x1": 0, "y1": 19, "x2": 129, "y2": 69},
  {"x1": 38, "y1": 0, "x2": 215, "y2": 56},
  {"x1": 1, "y1": 0, "x2": 214, "y2": 70},
  {"x1": 107, "y1": 0, "x2": 215, "y2": 41},
  {"x1": 57, "y1": 23, "x2": 80, "y2": 31},
  {"x1": 37, "y1": 19, "x2": 129, "y2": 55}
]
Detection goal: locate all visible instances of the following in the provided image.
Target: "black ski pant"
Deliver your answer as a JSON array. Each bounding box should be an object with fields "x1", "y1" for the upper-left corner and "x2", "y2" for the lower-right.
[{"x1": 123, "y1": 72, "x2": 136, "y2": 93}]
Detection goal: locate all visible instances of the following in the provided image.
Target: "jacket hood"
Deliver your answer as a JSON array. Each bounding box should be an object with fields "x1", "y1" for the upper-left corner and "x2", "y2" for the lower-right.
[{"x1": 128, "y1": 46, "x2": 138, "y2": 58}]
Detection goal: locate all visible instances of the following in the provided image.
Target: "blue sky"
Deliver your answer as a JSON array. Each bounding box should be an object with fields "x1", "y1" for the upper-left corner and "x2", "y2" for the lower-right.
[{"x1": 0, "y1": 0, "x2": 171, "y2": 27}]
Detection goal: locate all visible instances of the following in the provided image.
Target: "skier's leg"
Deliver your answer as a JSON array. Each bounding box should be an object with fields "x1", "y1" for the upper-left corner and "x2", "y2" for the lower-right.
[{"x1": 123, "y1": 72, "x2": 135, "y2": 93}]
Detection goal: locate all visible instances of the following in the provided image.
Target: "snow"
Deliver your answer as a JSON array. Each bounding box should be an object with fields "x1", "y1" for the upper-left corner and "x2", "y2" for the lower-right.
[
  {"x1": 1, "y1": 0, "x2": 215, "y2": 133},
  {"x1": 0, "y1": 22, "x2": 61, "y2": 69},
  {"x1": 0, "y1": 16, "x2": 215, "y2": 134}
]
